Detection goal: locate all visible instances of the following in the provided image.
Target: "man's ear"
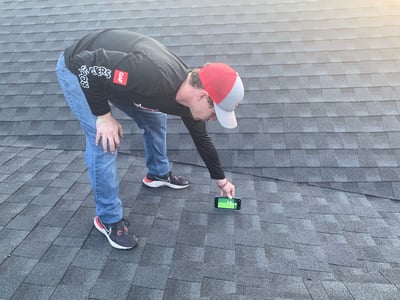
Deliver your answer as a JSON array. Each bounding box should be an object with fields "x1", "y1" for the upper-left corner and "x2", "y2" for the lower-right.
[{"x1": 198, "y1": 89, "x2": 209, "y2": 101}]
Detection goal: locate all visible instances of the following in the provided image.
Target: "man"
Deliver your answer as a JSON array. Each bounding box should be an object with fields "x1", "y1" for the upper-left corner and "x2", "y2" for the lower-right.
[{"x1": 56, "y1": 29, "x2": 244, "y2": 250}]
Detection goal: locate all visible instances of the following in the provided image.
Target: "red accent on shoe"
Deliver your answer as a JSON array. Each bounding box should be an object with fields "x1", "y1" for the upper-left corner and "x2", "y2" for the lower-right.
[
  {"x1": 95, "y1": 216, "x2": 104, "y2": 229},
  {"x1": 143, "y1": 176, "x2": 152, "y2": 183}
]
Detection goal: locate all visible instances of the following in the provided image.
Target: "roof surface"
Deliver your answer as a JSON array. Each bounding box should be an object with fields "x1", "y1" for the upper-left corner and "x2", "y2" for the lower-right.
[{"x1": 1, "y1": 0, "x2": 400, "y2": 299}]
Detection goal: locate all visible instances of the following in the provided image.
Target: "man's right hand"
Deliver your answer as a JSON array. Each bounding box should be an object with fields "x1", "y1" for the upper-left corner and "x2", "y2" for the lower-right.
[
  {"x1": 217, "y1": 178, "x2": 235, "y2": 198},
  {"x1": 95, "y1": 112, "x2": 124, "y2": 153}
]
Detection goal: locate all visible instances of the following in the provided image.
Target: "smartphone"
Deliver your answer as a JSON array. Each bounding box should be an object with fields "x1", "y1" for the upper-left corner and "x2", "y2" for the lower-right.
[{"x1": 214, "y1": 197, "x2": 241, "y2": 210}]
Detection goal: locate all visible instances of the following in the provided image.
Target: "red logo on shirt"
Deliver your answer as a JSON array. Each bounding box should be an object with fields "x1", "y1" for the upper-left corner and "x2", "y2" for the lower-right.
[{"x1": 113, "y1": 70, "x2": 128, "y2": 86}]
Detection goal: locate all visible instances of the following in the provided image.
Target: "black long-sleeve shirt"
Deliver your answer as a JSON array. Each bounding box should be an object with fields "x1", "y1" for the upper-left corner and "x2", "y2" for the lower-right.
[{"x1": 64, "y1": 29, "x2": 225, "y2": 179}]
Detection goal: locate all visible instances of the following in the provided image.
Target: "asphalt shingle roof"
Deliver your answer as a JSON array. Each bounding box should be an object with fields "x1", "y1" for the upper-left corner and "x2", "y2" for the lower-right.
[{"x1": 2, "y1": 0, "x2": 400, "y2": 298}]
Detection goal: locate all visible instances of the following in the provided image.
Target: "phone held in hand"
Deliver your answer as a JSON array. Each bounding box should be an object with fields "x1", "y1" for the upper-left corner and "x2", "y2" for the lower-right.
[{"x1": 214, "y1": 197, "x2": 241, "y2": 210}]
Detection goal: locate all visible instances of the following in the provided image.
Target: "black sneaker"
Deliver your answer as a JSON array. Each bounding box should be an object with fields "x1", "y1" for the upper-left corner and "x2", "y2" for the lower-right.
[
  {"x1": 142, "y1": 171, "x2": 190, "y2": 189},
  {"x1": 94, "y1": 216, "x2": 138, "y2": 250}
]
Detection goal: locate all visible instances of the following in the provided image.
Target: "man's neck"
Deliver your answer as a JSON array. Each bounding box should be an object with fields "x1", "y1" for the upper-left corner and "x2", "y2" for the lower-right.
[{"x1": 175, "y1": 73, "x2": 191, "y2": 105}]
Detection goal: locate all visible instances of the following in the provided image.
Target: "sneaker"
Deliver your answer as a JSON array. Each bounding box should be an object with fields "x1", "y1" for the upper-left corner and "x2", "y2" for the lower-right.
[
  {"x1": 94, "y1": 216, "x2": 138, "y2": 250},
  {"x1": 142, "y1": 171, "x2": 190, "y2": 189}
]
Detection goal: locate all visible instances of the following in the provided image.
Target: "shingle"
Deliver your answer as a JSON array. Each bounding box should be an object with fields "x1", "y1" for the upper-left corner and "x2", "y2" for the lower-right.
[
  {"x1": 0, "y1": 156, "x2": 31, "y2": 176},
  {"x1": 59, "y1": 206, "x2": 94, "y2": 238},
  {"x1": 24, "y1": 246, "x2": 79, "y2": 286},
  {"x1": 52, "y1": 236, "x2": 86, "y2": 248},
  {"x1": 49, "y1": 171, "x2": 83, "y2": 189},
  {"x1": 0, "y1": 256, "x2": 38, "y2": 299},
  {"x1": 200, "y1": 277, "x2": 237, "y2": 298},
  {"x1": 147, "y1": 219, "x2": 179, "y2": 247},
  {"x1": 31, "y1": 186, "x2": 68, "y2": 206},
  {"x1": 0, "y1": 202, "x2": 27, "y2": 226},
  {"x1": 60, "y1": 266, "x2": 100, "y2": 287},
  {"x1": 6, "y1": 185, "x2": 44, "y2": 203},
  {"x1": 128, "y1": 214, "x2": 154, "y2": 238},
  {"x1": 345, "y1": 283, "x2": 400, "y2": 300},
  {"x1": 235, "y1": 245, "x2": 268, "y2": 268},
  {"x1": 50, "y1": 284, "x2": 90, "y2": 300},
  {"x1": 322, "y1": 281, "x2": 354, "y2": 299},
  {"x1": 392, "y1": 182, "x2": 400, "y2": 199},
  {"x1": 177, "y1": 225, "x2": 207, "y2": 247},
  {"x1": 155, "y1": 198, "x2": 184, "y2": 221},
  {"x1": 304, "y1": 280, "x2": 330, "y2": 299},
  {"x1": 323, "y1": 244, "x2": 361, "y2": 268},
  {"x1": 127, "y1": 286, "x2": 164, "y2": 300},
  {"x1": 39, "y1": 200, "x2": 78, "y2": 228},
  {"x1": 98, "y1": 259, "x2": 137, "y2": 281},
  {"x1": 132, "y1": 195, "x2": 161, "y2": 216},
  {"x1": 140, "y1": 244, "x2": 174, "y2": 266},
  {"x1": 89, "y1": 279, "x2": 133, "y2": 300},
  {"x1": 11, "y1": 283, "x2": 55, "y2": 300},
  {"x1": 132, "y1": 265, "x2": 170, "y2": 290},
  {"x1": 6, "y1": 204, "x2": 51, "y2": 231},
  {"x1": 163, "y1": 279, "x2": 201, "y2": 300},
  {"x1": 6, "y1": 171, "x2": 36, "y2": 183},
  {"x1": 0, "y1": 228, "x2": 30, "y2": 265},
  {"x1": 71, "y1": 248, "x2": 110, "y2": 270},
  {"x1": 13, "y1": 226, "x2": 61, "y2": 258},
  {"x1": 243, "y1": 277, "x2": 310, "y2": 299},
  {"x1": 169, "y1": 260, "x2": 203, "y2": 282}
]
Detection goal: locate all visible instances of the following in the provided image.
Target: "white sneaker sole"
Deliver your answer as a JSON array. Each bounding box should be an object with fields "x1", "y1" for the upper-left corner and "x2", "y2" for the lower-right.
[
  {"x1": 93, "y1": 216, "x2": 135, "y2": 250},
  {"x1": 142, "y1": 178, "x2": 189, "y2": 189}
]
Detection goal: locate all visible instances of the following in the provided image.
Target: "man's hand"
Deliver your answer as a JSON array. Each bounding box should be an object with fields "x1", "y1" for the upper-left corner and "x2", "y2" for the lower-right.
[
  {"x1": 95, "y1": 112, "x2": 123, "y2": 153},
  {"x1": 217, "y1": 178, "x2": 235, "y2": 198}
]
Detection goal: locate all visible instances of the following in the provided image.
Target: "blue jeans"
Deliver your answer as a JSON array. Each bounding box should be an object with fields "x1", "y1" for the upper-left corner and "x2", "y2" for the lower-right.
[{"x1": 56, "y1": 53, "x2": 169, "y2": 223}]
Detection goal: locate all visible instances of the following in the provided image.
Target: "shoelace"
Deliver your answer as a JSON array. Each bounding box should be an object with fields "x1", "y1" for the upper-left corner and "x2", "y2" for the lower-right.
[
  {"x1": 169, "y1": 172, "x2": 182, "y2": 181},
  {"x1": 115, "y1": 219, "x2": 129, "y2": 237}
]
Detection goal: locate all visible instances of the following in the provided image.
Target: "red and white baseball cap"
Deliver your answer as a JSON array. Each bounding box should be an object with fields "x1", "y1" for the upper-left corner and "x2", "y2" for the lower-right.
[{"x1": 199, "y1": 63, "x2": 244, "y2": 129}]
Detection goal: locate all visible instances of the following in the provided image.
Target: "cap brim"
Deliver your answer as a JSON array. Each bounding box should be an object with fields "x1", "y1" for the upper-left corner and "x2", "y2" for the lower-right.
[{"x1": 214, "y1": 104, "x2": 238, "y2": 129}]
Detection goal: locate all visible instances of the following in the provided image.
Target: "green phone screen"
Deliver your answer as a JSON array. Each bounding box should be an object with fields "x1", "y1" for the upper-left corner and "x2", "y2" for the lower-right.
[{"x1": 216, "y1": 197, "x2": 238, "y2": 209}]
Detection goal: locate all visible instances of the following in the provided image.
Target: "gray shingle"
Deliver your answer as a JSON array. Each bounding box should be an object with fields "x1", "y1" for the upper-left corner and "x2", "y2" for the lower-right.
[
  {"x1": 51, "y1": 284, "x2": 90, "y2": 300},
  {"x1": 11, "y1": 283, "x2": 54, "y2": 300},
  {"x1": 24, "y1": 246, "x2": 79, "y2": 286},
  {"x1": 147, "y1": 219, "x2": 179, "y2": 247},
  {"x1": 345, "y1": 283, "x2": 400, "y2": 300},
  {"x1": 163, "y1": 279, "x2": 201, "y2": 300},
  {"x1": 6, "y1": 204, "x2": 51, "y2": 231},
  {"x1": 0, "y1": 256, "x2": 39, "y2": 299},
  {"x1": 127, "y1": 286, "x2": 164, "y2": 300},
  {"x1": 200, "y1": 277, "x2": 237, "y2": 298},
  {"x1": 89, "y1": 279, "x2": 133, "y2": 300},
  {"x1": 132, "y1": 265, "x2": 170, "y2": 290},
  {"x1": 13, "y1": 226, "x2": 61, "y2": 258},
  {"x1": 71, "y1": 248, "x2": 110, "y2": 270},
  {"x1": 140, "y1": 244, "x2": 174, "y2": 266},
  {"x1": 322, "y1": 281, "x2": 354, "y2": 299}
]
